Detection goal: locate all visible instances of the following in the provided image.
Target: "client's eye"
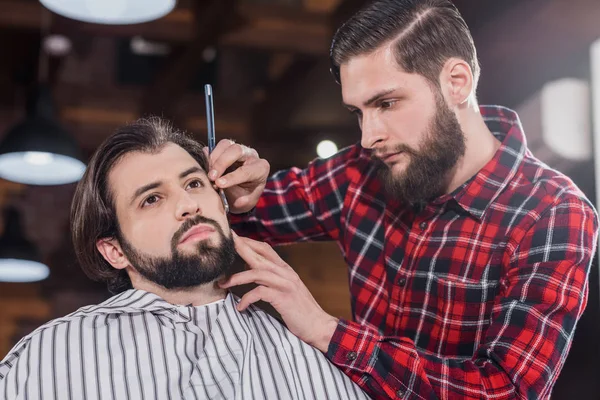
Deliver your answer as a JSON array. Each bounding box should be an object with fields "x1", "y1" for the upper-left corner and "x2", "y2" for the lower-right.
[
  {"x1": 142, "y1": 195, "x2": 160, "y2": 207},
  {"x1": 187, "y1": 179, "x2": 204, "y2": 189}
]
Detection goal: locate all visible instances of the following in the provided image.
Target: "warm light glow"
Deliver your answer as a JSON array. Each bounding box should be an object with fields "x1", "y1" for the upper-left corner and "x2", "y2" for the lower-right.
[
  {"x1": 203, "y1": 47, "x2": 217, "y2": 63},
  {"x1": 43, "y1": 34, "x2": 72, "y2": 57},
  {"x1": 39, "y1": 0, "x2": 176, "y2": 25},
  {"x1": 130, "y1": 36, "x2": 171, "y2": 56},
  {"x1": 317, "y1": 140, "x2": 338, "y2": 158},
  {"x1": 0, "y1": 259, "x2": 49, "y2": 282}
]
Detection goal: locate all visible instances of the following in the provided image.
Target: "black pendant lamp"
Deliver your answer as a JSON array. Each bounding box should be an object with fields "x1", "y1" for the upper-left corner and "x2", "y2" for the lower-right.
[
  {"x1": 0, "y1": 85, "x2": 85, "y2": 185},
  {"x1": 0, "y1": 207, "x2": 49, "y2": 282}
]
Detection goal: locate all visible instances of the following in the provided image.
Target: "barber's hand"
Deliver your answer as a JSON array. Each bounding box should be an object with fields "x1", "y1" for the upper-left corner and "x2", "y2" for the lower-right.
[
  {"x1": 205, "y1": 139, "x2": 270, "y2": 213},
  {"x1": 219, "y1": 232, "x2": 339, "y2": 353}
]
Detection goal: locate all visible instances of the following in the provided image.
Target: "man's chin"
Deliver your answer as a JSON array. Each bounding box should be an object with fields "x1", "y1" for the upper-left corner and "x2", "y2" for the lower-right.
[
  {"x1": 389, "y1": 160, "x2": 410, "y2": 177},
  {"x1": 380, "y1": 162, "x2": 409, "y2": 185}
]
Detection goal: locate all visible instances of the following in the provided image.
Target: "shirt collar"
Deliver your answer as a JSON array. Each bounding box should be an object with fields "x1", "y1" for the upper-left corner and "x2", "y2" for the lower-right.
[{"x1": 434, "y1": 105, "x2": 528, "y2": 220}]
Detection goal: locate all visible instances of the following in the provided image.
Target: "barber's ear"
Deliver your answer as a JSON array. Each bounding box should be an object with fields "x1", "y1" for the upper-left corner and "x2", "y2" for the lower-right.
[
  {"x1": 96, "y1": 238, "x2": 129, "y2": 270},
  {"x1": 439, "y1": 58, "x2": 473, "y2": 106}
]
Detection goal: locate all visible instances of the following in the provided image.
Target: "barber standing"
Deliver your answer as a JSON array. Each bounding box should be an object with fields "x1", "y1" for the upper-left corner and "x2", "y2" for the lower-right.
[{"x1": 208, "y1": 1, "x2": 599, "y2": 398}]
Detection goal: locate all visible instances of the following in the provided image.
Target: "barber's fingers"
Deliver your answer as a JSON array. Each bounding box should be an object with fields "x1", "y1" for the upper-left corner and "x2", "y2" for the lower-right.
[
  {"x1": 233, "y1": 233, "x2": 289, "y2": 272},
  {"x1": 215, "y1": 158, "x2": 269, "y2": 189},
  {"x1": 208, "y1": 140, "x2": 258, "y2": 181},
  {"x1": 207, "y1": 139, "x2": 235, "y2": 165},
  {"x1": 234, "y1": 233, "x2": 288, "y2": 269},
  {"x1": 236, "y1": 286, "x2": 275, "y2": 311},
  {"x1": 220, "y1": 269, "x2": 288, "y2": 291}
]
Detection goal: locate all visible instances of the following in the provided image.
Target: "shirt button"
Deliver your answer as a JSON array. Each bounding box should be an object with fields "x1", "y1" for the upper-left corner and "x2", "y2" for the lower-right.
[
  {"x1": 396, "y1": 388, "x2": 405, "y2": 397},
  {"x1": 419, "y1": 221, "x2": 427, "y2": 230},
  {"x1": 346, "y1": 351, "x2": 357, "y2": 361},
  {"x1": 397, "y1": 277, "x2": 407, "y2": 287}
]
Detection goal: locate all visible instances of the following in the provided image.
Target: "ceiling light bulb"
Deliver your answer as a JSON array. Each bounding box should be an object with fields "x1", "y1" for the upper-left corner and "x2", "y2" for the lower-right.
[
  {"x1": 24, "y1": 151, "x2": 54, "y2": 166},
  {"x1": 0, "y1": 259, "x2": 50, "y2": 283},
  {"x1": 316, "y1": 140, "x2": 338, "y2": 158}
]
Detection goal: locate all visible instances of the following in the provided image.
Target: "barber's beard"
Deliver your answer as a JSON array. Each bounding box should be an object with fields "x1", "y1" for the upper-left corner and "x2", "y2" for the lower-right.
[
  {"x1": 373, "y1": 95, "x2": 466, "y2": 206},
  {"x1": 117, "y1": 215, "x2": 236, "y2": 290}
]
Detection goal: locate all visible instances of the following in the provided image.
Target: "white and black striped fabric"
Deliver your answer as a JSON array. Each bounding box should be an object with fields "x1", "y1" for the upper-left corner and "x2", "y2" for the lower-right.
[{"x1": 0, "y1": 289, "x2": 370, "y2": 400}]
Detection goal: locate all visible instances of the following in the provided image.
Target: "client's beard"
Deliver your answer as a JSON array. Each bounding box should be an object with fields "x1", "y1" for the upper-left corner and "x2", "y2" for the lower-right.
[{"x1": 117, "y1": 215, "x2": 236, "y2": 290}]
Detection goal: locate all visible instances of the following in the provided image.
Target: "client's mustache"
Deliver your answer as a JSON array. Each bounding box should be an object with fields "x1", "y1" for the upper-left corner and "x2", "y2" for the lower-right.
[
  {"x1": 371, "y1": 144, "x2": 417, "y2": 161},
  {"x1": 171, "y1": 215, "x2": 221, "y2": 247}
]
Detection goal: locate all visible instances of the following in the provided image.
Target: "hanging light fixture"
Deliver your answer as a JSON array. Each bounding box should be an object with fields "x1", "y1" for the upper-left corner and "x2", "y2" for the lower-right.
[
  {"x1": 39, "y1": 0, "x2": 177, "y2": 25},
  {"x1": 0, "y1": 85, "x2": 86, "y2": 185},
  {"x1": 0, "y1": 10, "x2": 85, "y2": 186},
  {"x1": 0, "y1": 207, "x2": 49, "y2": 283}
]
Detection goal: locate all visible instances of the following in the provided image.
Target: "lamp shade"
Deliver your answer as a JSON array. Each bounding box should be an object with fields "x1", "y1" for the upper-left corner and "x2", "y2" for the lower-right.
[
  {"x1": 0, "y1": 85, "x2": 85, "y2": 185},
  {"x1": 39, "y1": 0, "x2": 177, "y2": 25},
  {"x1": 0, "y1": 207, "x2": 49, "y2": 282}
]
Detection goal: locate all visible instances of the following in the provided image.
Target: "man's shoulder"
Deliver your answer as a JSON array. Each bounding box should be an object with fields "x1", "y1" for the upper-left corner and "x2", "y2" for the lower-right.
[
  {"x1": 0, "y1": 291, "x2": 147, "y2": 370},
  {"x1": 2, "y1": 303, "x2": 103, "y2": 354},
  {"x1": 306, "y1": 142, "x2": 373, "y2": 175},
  {"x1": 0, "y1": 310, "x2": 88, "y2": 378},
  {"x1": 502, "y1": 153, "x2": 598, "y2": 227},
  {"x1": 519, "y1": 154, "x2": 593, "y2": 207},
  {"x1": 299, "y1": 142, "x2": 381, "y2": 194}
]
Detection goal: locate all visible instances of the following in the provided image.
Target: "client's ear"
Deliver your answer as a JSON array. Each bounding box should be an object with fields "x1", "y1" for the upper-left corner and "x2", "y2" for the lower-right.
[{"x1": 96, "y1": 238, "x2": 129, "y2": 270}]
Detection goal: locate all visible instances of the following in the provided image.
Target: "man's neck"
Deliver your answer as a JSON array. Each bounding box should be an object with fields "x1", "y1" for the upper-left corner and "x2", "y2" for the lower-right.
[
  {"x1": 446, "y1": 102, "x2": 502, "y2": 194},
  {"x1": 129, "y1": 271, "x2": 227, "y2": 306}
]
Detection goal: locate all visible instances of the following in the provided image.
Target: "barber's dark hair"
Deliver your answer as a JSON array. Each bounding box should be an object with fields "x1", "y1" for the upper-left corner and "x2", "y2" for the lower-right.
[
  {"x1": 330, "y1": 0, "x2": 480, "y2": 90},
  {"x1": 70, "y1": 117, "x2": 209, "y2": 294}
]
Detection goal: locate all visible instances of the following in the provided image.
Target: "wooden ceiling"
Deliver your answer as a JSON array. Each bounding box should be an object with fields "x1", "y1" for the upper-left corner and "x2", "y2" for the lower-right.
[{"x1": 1, "y1": 0, "x2": 600, "y2": 361}]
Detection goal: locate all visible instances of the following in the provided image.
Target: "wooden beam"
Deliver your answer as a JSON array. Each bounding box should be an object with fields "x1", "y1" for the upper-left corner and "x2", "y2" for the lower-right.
[
  {"x1": 304, "y1": 0, "x2": 344, "y2": 14},
  {"x1": 221, "y1": 3, "x2": 331, "y2": 54},
  {"x1": 0, "y1": 0, "x2": 43, "y2": 30}
]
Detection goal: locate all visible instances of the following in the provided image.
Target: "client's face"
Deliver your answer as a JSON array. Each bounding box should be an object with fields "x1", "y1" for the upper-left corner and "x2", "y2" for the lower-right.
[{"x1": 104, "y1": 143, "x2": 235, "y2": 289}]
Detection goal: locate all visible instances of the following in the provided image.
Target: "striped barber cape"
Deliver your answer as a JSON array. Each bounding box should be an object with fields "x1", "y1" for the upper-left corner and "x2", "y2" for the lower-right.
[{"x1": 0, "y1": 289, "x2": 370, "y2": 400}]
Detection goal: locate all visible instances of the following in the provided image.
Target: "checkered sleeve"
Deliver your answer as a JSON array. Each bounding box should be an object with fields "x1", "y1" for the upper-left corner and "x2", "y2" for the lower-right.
[
  {"x1": 326, "y1": 198, "x2": 599, "y2": 400},
  {"x1": 230, "y1": 145, "x2": 363, "y2": 245}
]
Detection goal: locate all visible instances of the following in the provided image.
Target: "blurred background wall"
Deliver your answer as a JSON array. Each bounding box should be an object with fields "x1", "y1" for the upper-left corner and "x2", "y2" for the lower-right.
[{"x1": 0, "y1": 0, "x2": 599, "y2": 398}]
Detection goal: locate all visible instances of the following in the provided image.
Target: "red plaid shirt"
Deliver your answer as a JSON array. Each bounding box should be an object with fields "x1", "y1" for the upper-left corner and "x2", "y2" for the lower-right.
[{"x1": 230, "y1": 106, "x2": 598, "y2": 399}]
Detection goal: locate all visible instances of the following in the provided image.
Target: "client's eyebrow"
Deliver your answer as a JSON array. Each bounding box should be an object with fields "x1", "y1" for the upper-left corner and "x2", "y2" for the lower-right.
[
  {"x1": 179, "y1": 166, "x2": 204, "y2": 179},
  {"x1": 130, "y1": 181, "x2": 162, "y2": 206}
]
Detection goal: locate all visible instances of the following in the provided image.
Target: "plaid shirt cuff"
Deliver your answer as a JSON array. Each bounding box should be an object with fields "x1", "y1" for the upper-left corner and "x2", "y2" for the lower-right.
[
  {"x1": 326, "y1": 319, "x2": 429, "y2": 399},
  {"x1": 326, "y1": 318, "x2": 381, "y2": 372}
]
